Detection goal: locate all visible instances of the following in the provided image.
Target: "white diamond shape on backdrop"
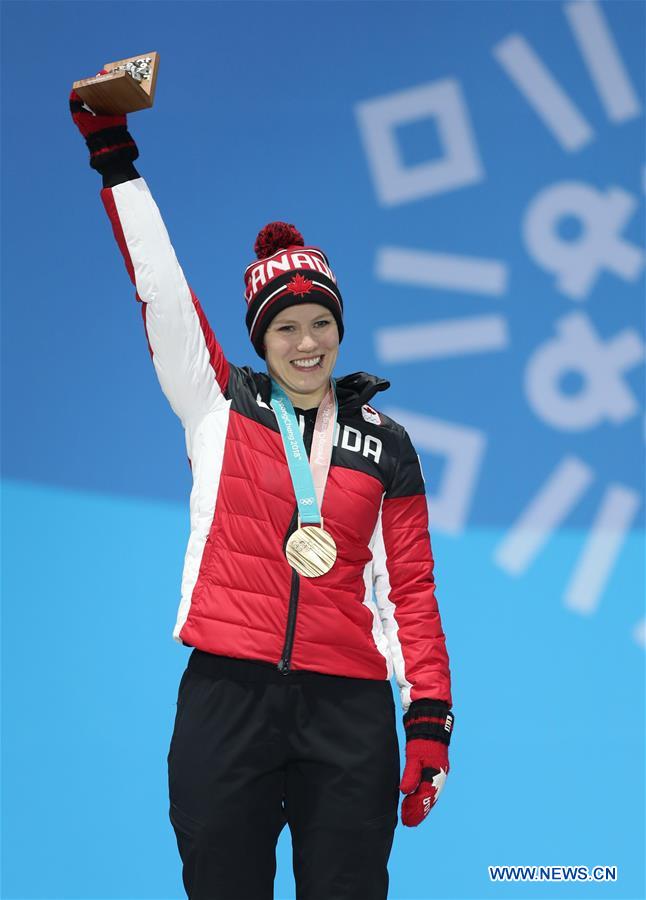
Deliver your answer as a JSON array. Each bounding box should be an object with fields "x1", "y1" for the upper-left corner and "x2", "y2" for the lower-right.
[{"x1": 355, "y1": 78, "x2": 484, "y2": 206}]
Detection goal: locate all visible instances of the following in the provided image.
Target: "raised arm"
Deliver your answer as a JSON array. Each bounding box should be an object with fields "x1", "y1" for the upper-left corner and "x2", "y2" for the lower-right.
[{"x1": 70, "y1": 80, "x2": 229, "y2": 430}]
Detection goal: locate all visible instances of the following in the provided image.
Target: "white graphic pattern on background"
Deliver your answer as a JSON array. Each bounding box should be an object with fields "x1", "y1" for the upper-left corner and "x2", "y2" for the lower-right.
[{"x1": 355, "y1": 0, "x2": 643, "y2": 646}]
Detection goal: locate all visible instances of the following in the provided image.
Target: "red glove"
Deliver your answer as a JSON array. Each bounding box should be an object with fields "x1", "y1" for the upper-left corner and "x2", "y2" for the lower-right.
[
  {"x1": 69, "y1": 71, "x2": 138, "y2": 174},
  {"x1": 400, "y1": 699, "x2": 454, "y2": 827}
]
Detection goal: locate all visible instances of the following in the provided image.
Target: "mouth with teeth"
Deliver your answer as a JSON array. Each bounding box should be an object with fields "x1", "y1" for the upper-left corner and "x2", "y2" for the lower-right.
[{"x1": 290, "y1": 355, "x2": 324, "y2": 371}]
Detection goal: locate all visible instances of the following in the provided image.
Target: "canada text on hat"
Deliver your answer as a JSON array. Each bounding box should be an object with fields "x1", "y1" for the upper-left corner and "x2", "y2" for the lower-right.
[{"x1": 244, "y1": 249, "x2": 337, "y2": 304}]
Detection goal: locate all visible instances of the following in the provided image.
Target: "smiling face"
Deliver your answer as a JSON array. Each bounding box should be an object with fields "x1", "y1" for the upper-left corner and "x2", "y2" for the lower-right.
[{"x1": 263, "y1": 303, "x2": 340, "y2": 409}]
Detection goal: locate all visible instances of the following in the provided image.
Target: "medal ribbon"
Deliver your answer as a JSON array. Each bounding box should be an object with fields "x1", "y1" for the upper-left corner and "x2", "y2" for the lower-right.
[{"x1": 270, "y1": 377, "x2": 338, "y2": 525}]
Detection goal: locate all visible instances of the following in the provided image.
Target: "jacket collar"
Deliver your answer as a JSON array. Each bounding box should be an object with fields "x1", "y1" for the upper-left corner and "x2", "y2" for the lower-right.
[
  {"x1": 334, "y1": 371, "x2": 391, "y2": 412},
  {"x1": 255, "y1": 369, "x2": 390, "y2": 413}
]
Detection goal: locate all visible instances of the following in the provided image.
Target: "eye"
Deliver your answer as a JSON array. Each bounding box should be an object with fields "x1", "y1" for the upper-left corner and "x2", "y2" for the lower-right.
[
  {"x1": 278, "y1": 325, "x2": 294, "y2": 332},
  {"x1": 315, "y1": 319, "x2": 330, "y2": 327}
]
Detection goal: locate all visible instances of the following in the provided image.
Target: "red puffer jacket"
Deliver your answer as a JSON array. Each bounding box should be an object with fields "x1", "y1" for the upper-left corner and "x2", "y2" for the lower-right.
[{"x1": 101, "y1": 174, "x2": 452, "y2": 712}]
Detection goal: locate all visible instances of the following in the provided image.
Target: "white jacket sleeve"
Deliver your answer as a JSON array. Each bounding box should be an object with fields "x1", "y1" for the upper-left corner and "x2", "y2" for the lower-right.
[{"x1": 101, "y1": 176, "x2": 229, "y2": 430}]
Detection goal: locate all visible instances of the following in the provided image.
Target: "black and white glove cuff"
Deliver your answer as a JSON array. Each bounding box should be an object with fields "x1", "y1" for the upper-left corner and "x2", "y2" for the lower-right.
[{"x1": 403, "y1": 699, "x2": 454, "y2": 746}]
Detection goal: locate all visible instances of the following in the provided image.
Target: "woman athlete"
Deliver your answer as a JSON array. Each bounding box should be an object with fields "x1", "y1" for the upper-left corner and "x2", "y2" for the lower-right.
[{"x1": 70, "y1": 80, "x2": 454, "y2": 900}]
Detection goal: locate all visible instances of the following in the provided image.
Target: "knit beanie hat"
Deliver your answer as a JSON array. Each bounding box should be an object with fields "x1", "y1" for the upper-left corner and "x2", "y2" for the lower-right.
[{"x1": 244, "y1": 222, "x2": 345, "y2": 359}]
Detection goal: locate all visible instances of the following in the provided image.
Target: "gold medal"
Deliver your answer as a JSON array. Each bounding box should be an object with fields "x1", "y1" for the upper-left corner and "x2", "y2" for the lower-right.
[{"x1": 285, "y1": 517, "x2": 337, "y2": 577}]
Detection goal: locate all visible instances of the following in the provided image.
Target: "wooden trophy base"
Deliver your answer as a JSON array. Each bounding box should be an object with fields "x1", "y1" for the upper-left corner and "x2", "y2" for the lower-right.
[{"x1": 72, "y1": 52, "x2": 159, "y2": 115}]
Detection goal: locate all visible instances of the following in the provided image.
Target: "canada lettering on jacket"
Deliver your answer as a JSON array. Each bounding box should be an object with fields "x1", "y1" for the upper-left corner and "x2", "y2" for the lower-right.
[{"x1": 297, "y1": 415, "x2": 383, "y2": 464}]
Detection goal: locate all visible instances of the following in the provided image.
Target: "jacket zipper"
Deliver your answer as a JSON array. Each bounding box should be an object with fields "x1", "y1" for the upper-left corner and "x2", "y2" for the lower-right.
[{"x1": 277, "y1": 505, "x2": 300, "y2": 675}]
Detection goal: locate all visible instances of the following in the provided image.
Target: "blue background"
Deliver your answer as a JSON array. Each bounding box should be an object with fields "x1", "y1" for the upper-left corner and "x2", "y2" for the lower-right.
[{"x1": 1, "y1": 1, "x2": 644, "y2": 898}]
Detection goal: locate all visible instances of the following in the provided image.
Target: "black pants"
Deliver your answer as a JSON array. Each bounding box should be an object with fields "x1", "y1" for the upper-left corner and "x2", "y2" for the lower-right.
[{"x1": 167, "y1": 649, "x2": 401, "y2": 900}]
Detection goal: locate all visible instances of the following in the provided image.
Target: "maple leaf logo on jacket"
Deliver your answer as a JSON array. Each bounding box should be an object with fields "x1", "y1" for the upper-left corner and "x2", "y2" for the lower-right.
[{"x1": 286, "y1": 274, "x2": 314, "y2": 296}]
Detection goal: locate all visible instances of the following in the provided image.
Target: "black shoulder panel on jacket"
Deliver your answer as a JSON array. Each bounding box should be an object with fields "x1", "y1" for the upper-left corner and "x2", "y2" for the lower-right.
[
  {"x1": 383, "y1": 424, "x2": 427, "y2": 499},
  {"x1": 225, "y1": 364, "x2": 280, "y2": 433}
]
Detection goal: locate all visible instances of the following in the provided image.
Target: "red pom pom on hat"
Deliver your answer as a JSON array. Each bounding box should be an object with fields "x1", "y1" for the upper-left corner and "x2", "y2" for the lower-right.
[{"x1": 254, "y1": 222, "x2": 304, "y2": 260}]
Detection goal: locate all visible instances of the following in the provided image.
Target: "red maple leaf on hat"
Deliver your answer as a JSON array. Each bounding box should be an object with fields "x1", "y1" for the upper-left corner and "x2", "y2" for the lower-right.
[{"x1": 287, "y1": 274, "x2": 314, "y2": 296}]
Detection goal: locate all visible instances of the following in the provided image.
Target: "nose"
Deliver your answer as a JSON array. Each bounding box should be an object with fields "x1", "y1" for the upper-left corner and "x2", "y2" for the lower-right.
[{"x1": 297, "y1": 331, "x2": 318, "y2": 351}]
